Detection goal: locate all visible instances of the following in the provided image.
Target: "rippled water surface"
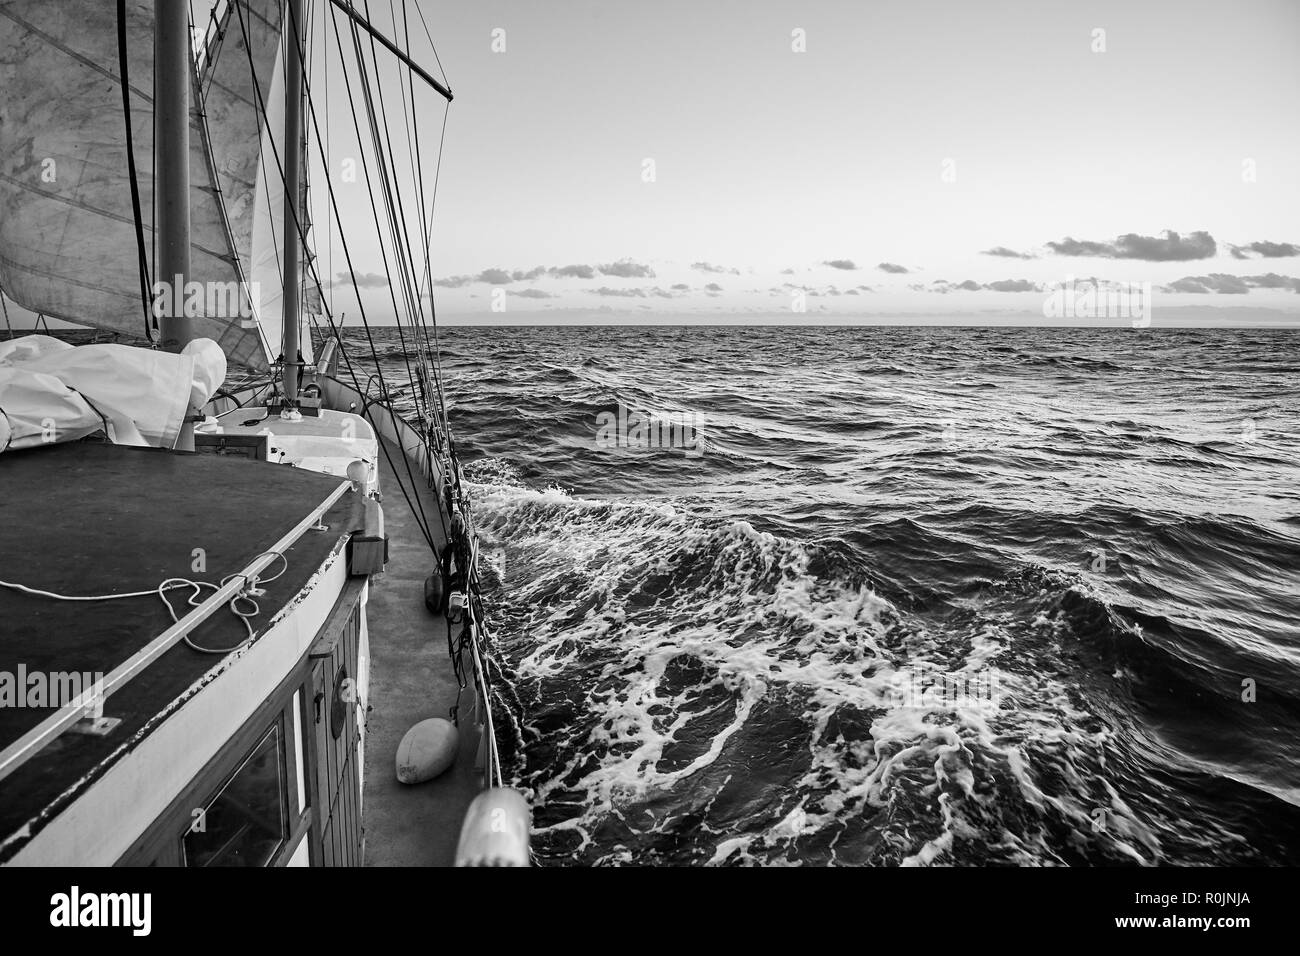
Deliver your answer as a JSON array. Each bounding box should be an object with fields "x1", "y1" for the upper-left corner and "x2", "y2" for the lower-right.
[{"x1": 341, "y1": 324, "x2": 1300, "y2": 865}]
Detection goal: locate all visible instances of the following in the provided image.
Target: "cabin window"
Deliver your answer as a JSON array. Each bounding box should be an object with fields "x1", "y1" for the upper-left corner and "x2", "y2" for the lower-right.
[{"x1": 181, "y1": 722, "x2": 289, "y2": 867}]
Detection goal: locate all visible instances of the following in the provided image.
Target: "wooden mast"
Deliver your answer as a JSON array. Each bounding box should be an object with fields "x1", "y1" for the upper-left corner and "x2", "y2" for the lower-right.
[
  {"x1": 281, "y1": 0, "x2": 305, "y2": 413},
  {"x1": 155, "y1": 0, "x2": 194, "y2": 448}
]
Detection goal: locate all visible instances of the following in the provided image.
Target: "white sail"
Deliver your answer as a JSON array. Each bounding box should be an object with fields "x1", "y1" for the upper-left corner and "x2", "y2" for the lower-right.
[
  {"x1": 201, "y1": 0, "x2": 318, "y2": 366},
  {"x1": 0, "y1": 0, "x2": 269, "y2": 369}
]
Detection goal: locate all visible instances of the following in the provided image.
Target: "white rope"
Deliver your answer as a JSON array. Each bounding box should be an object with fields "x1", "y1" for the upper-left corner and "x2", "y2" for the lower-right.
[{"x1": 0, "y1": 551, "x2": 289, "y2": 655}]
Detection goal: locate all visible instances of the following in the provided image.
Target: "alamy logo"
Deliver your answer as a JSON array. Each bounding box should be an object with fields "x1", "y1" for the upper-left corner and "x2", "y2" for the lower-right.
[
  {"x1": 889, "y1": 666, "x2": 999, "y2": 708},
  {"x1": 1042, "y1": 275, "x2": 1153, "y2": 327},
  {"x1": 595, "y1": 404, "x2": 704, "y2": 457},
  {"x1": 0, "y1": 665, "x2": 104, "y2": 709},
  {"x1": 50, "y1": 887, "x2": 151, "y2": 936},
  {"x1": 151, "y1": 275, "x2": 259, "y2": 321}
]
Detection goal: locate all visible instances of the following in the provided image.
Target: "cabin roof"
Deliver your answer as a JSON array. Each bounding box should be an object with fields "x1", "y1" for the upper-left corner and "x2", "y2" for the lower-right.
[{"x1": 0, "y1": 441, "x2": 363, "y2": 858}]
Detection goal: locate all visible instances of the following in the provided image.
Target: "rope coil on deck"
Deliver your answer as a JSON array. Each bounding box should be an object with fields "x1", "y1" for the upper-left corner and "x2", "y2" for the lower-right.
[{"x1": 0, "y1": 550, "x2": 290, "y2": 653}]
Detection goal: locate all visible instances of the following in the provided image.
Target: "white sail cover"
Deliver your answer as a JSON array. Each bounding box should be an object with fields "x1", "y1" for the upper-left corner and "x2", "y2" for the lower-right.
[
  {"x1": 0, "y1": 335, "x2": 225, "y2": 454},
  {"x1": 0, "y1": 0, "x2": 270, "y2": 369}
]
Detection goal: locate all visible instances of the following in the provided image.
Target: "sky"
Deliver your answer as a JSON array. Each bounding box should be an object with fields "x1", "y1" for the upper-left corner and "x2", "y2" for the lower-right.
[
  {"x1": 358, "y1": 0, "x2": 1300, "y2": 324},
  {"x1": 8, "y1": 0, "x2": 1300, "y2": 330}
]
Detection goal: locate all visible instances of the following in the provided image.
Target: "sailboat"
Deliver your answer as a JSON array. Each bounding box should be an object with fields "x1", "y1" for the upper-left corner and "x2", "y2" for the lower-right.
[{"x1": 0, "y1": 0, "x2": 526, "y2": 866}]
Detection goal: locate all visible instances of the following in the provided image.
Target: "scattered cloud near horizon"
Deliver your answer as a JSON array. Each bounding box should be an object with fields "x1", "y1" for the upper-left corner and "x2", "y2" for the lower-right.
[
  {"x1": 599, "y1": 260, "x2": 656, "y2": 278},
  {"x1": 1163, "y1": 273, "x2": 1300, "y2": 294},
  {"x1": 412, "y1": 237, "x2": 1300, "y2": 313},
  {"x1": 692, "y1": 261, "x2": 741, "y2": 275},
  {"x1": 1229, "y1": 241, "x2": 1300, "y2": 259},
  {"x1": 332, "y1": 270, "x2": 390, "y2": 289},
  {"x1": 434, "y1": 260, "x2": 657, "y2": 287},
  {"x1": 1046, "y1": 230, "x2": 1216, "y2": 261},
  {"x1": 917, "y1": 278, "x2": 1042, "y2": 293}
]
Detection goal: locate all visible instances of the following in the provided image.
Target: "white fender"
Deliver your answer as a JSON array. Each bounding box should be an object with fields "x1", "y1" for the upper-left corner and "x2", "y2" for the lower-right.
[
  {"x1": 395, "y1": 717, "x2": 458, "y2": 784},
  {"x1": 455, "y1": 788, "x2": 531, "y2": 867}
]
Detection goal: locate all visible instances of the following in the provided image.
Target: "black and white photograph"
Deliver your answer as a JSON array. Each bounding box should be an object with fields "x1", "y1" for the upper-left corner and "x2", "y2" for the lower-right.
[{"x1": 0, "y1": 0, "x2": 1296, "y2": 930}]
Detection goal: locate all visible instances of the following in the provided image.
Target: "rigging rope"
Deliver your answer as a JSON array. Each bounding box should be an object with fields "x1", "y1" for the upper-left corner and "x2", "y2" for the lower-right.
[
  {"x1": 399, "y1": 2, "x2": 454, "y2": 458},
  {"x1": 232, "y1": 0, "x2": 438, "y2": 553},
  {"x1": 116, "y1": 0, "x2": 156, "y2": 342},
  {"x1": 243, "y1": 0, "x2": 508, "y2": 785},
  {"x1": 0, "y1": 290, "x2": 13, "y2": 339},
  {"x1": 339, "y1": 5, "x2": 431, "y2": 428}
]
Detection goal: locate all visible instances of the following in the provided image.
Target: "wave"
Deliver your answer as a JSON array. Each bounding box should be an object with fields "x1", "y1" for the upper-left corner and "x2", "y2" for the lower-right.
[
  {"x1": 465, "y1": 459, "x2": 1300, "y2": 865},
  {"x1": 335, "y1": 325, "x2": 1300, "y2": 865}
]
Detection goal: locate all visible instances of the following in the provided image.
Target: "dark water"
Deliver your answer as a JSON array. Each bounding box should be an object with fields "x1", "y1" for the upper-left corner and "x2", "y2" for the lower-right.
[{"x1": 341, "y1": 324, "x2": 1300, "y2": 866}]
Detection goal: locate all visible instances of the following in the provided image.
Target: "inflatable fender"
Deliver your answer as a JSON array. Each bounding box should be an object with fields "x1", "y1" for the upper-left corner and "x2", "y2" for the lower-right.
[
  {"x1": 455, "y1": 788, "x2": 531, "y2": 867},
  {"x1": 423, "y1": 570, "x2": 445, "y2": 614},
  {"x1": 395, "y1": 717, "x2": 458, "y2": 784}
]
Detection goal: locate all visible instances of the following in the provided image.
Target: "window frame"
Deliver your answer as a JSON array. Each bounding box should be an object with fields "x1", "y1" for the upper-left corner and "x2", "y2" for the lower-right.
[{"x1": 115, "y1": 664, "x2": 314, "y2": 867}]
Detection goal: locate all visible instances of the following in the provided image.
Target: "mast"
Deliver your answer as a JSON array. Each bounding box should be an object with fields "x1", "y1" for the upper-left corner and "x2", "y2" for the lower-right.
[
  {"x1": 281, "y1": 0, "x2": 305, "y2": 412},
  {"x1": 155, "y1": 0, "x2": 195, "y2": 448}
]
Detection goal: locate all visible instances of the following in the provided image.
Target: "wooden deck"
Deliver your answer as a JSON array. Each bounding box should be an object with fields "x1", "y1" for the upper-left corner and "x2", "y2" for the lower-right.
[{"x1": 361, "y1": 435, "x2": 483, "y2": 866}]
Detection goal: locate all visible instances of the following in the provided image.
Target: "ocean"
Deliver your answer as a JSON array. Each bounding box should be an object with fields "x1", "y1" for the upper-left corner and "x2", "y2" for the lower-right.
[{"x1": 334, "y1": 323, "x2": 1300, "y2": 866}]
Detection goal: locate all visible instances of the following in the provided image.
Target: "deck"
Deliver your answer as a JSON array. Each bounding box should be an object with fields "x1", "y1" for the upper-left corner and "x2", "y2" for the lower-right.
[
  {"x1": 0, "y1": 441, "x2": 363, "y2": 859},
  {"x1": 360, "y1": 434, "x2": 483, "y2": 866}
]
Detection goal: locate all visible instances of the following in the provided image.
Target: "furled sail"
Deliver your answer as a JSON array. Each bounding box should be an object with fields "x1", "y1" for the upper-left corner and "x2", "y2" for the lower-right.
[
  {"x1": 0, "y1": 0, "x2": 269, "y2": 369},
  {"x1": 201, "y1": 0, "x2": 318, "y2": 365},
  {"x1": 0, "y1": 333, "x2": 226, "y2": 453}
]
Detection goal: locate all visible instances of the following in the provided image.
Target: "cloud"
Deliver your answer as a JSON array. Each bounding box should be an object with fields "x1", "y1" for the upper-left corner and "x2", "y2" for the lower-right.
[
  {"x1": 981, "y1": 246, "x2": 1035, "y2": 260},
  {"x1": 1244, "y1": 272, "x2": 1300, "y2": 290},
  {"x1": 1046, "y1": 230, "x2": 1216, "y2": 261},
  {"x1": 823, "y1": 259, "x2": 858, "y2": 271},
  {"x1": 927, "y1": 278, "x2": 1040, "y2": 293},
  {"x1": 670, "y1": 283, "x2": 690, "y2": 291},
  {"x1": 510, "y1": 288, "x2": 555, "y2": 299},
  {"x1": 1161, "y1": 273, "x2": 1299, "y2": 294},
  {"x1": 691, "y1": 261, "x2": 740, "y2": 275},
  {"x1": 589, "y1": 286, "x2": 647, "y2": 297},
  {"x1": 477, "y1": 268, "x2": 514, "y2": 285},
  {"x1": 433, "y1": 275, "x2": 473, "y2": 288},
  {"x1": 983, "y1": 278, "x2": 1041, "y2": 292},
  {"x1": 512, "y1": 266, "x2": 547, "y2": 280},
  {"x1": 1165, "y1": 274, "x2": 1249, "y2": 294},
  {"x1": 598, "y1": 260, "x2": 656, "y2": 279},
  {"x1": 704, "y1": 282, "x2": 723, "y2": 293},
  {"x1": 877, "y1": 262, "x2": 909, "y2": 274},
  {"x1": 1228, "y1": 241, "x2": 1300, "y2": 259},
  {"x1": 336, "y1": 270, "x2": 390, "y2": 289},
  {"x1": 549, "y1": 264, "x2": 596, "y2": 279}
]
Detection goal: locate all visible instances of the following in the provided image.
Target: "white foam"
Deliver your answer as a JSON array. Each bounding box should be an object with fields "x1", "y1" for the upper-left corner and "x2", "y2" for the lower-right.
[{"x1": 466, "y1": 460, "x2": 1173, "y2": 865}]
